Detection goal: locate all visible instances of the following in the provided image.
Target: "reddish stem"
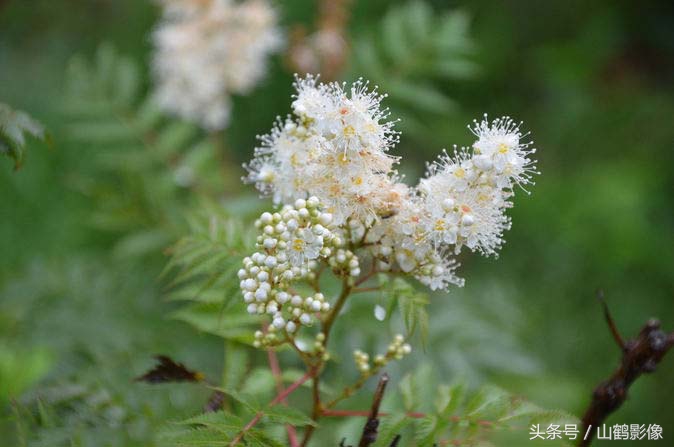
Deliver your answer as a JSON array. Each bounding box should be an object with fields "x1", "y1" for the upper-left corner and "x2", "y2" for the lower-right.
[
  {"x1": 267, "y1": 348, "x2": 299, "y2": 447},
  {"x1": 322, "y1": 409, "x2": 494, "y2": 427},
  {"x1": 229, "y1": 371, "x2": 314, "y2": 446}
]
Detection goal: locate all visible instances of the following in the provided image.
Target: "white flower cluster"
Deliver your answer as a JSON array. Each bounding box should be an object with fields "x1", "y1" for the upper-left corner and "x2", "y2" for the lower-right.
[
  {"x1": 244, "y1": 76, "x2": 538, "y2": 295},
  {"x1": 240, "y1": 198, "x2": 345, "y2": 344},
  {"x1": 152, "y1": 0, "x2": 282, "y2": 129},
  {"x1": 244, "y1": 75, "x2": 402, "y2": 225}
]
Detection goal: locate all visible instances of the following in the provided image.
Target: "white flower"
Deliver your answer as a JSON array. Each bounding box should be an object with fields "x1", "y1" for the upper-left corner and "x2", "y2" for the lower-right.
[
  {"x1": 244, "y1": 77, "x2": 540, "y2": 296},
  {"x1": 288, "y1": 228, "x2": 322, "y2": 266},
  {"x1": 244, "y1": 75, "x2": 400, "y2": 224},
  {"x1": 469, "y1": 114, "x2": 538, "y2": 189},
  {"x1": 152, "y1": 0, "x2": 282, "y2": 129}
]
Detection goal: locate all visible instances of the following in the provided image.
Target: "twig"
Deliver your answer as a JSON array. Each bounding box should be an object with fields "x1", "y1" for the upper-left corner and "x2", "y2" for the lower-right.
[
  {"x1": 578, "y1": 293, "x2": 674, "y2": 446},
  {"x1": 301, "y1": 277, "x2": 353, "y2": 446},
  {"x1": 229, "y1": 370, "x2": 314, "y2": 446},
  {"x1": 597, "y1": 290, "x2": 626, "y2": 350},
  {"x1": 352, "y1": 286, "x2": 380, "y2": 294},
  {"x1": 358, "y1": 373, "x2": 389, "y2": 447},
  {"x1": 267, "y1": 346, "x2": 300, "y2": 447},
  {"x1": 322, "y1": 409, "x2": 494, "y2": 428}
]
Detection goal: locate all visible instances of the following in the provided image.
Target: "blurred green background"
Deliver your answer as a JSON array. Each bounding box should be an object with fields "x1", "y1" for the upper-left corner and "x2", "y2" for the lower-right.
[{"x1": 1, "y1": 0, "x2": 673, "y2": 445}]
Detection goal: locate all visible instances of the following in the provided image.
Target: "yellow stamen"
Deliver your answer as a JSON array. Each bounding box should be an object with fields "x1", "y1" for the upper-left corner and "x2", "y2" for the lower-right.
[{"x1": 292, "y1": 239, "x2": 304, "y2": 251}]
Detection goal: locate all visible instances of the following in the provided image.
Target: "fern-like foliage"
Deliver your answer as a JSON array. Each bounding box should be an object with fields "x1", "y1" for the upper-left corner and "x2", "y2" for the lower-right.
[
  {"x1": 350, "y1": 1, "x2": 478, "y2": 139},
  {"x1": 0, "y1": 102, "x2": 47, "y2": 170},
  {"x1": 160, "y1": 389, "x2": 315, "y2": 447},
  {"x1": 62, "y1": 44, "x2": 231, "y2": 259},
  {"x1": 1, "y1": 258, "x2": 210, "y2": 447},
  {"x1": 163, "y1": 205, "x2": 261, "y2": 345},
  {"x1": 370, "y1": 364, "x2": 578, "y2": 447}
]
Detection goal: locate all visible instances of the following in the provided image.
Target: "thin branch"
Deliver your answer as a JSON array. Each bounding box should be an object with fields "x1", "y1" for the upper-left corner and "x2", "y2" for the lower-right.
[
  {"x1": 352, "y1": 286, "x2": 380, "y2": 294},
  {"x1": 579, "y1": 296, "x2": 674, "y2": 447},
  {"x1": 358, "y1": 373, "x2": 389, "y2": 447},
  {"x1": 267, "y1": 346, "x2": 300, "y2": 447},
  {"x1": 228, "y1": 370, "x2": 314, "y2": 446},
  {"x1": 597, "y1": 289, "x2": 626, "y2": 351},
  {"x1": 301, "y1": 276, "x2": 353, "y2": 446},
  {"x1": 322, "y1": 409, "x2": 494, "y2": 428}
]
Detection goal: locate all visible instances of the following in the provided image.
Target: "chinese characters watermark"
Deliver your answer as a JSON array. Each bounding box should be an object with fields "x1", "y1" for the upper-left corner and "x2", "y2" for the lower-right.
[{"x1": 529, "y1": 424, "x2": 663, "y2": 441}]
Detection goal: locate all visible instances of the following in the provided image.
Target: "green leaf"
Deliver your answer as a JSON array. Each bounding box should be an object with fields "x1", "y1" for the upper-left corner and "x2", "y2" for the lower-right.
[
  {"x1": 398, "y1": 372, "x2": 418, "y2": 411},
  {"x1": 0, "y1": 103, "x2": 47, "y2": 170},
  {"x1": 263, "y1": 406, "x2": 315, "y2": 427},
  {"x1": 387, "y1": 278, "x2": 430, "y2": 345},
  {"x1": 350, "y1": 2, "x2": 478, "y2": 139},
  {"x1": 171, "y1": 303, "x2": 261, "y2": 343},
  {"x1": 414, "y1": 414, "x2": 441, "y2": 447},
  {"x1": 373, "y1": 412, "x2": 412, "y2": 447},
  {"x1": 180, "y1": 411, "x2": 244, "y2": 433}
]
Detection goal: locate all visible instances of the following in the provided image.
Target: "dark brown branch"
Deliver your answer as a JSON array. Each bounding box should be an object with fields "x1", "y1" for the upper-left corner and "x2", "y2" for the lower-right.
[
  {"x1": 597, "y1": 290, "x2": 626, "y2": 350},
  {"x1": 358, "y1": 373, "x2": 390, "y2": 447},
  {"x1": 579, "y1": 296, "x2": 674, "y2": 446}
]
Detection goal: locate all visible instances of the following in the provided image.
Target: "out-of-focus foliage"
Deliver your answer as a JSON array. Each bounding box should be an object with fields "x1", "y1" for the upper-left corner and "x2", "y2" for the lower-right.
[
  {"x1": 369, "y1": 364, "x2": 577, "y2": 447},
  {"x1": 1, "y1": 0, "x2": 674, "y2": 446},
  {"x1": 350, "y1": 1, "x2": 478, "y2": 139},
  {"x1": 0, "y1": 103, "x2": 46, "y2": 170},
  {"x1": 63, "y1": 44, "x2": 234, "y2": 259},
  {"x1": 0, "y1": 259, "x2": 218, "y2": 447},
  {"x1": 164, "y1": 207, "x2": 261, "y2": 345}
]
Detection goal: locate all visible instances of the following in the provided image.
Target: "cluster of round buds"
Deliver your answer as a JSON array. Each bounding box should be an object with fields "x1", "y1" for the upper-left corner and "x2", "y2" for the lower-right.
[
  {"x1": 353, "y1": 335, "x2": 412, "y2": 375},
  {"x1": 313, "y1": 332, "x2": 330, "y2": 361},
  {"x1": 373, "y1": 334, "x2": 412, "y2": 368},
  {"x1": 328, "y1": 248, "x2": 360, "y2": 278},
  {"x1": 239, "y1": 197, "x2": 341, "y2": 340},
  {"x1": 386, "y1": 334, "x2": 412, "y2": 360},
  {"x1": 253, "y1": 329, "x2": 275, "y2": 348},
  {"x1": 353, "y1": 349, "x2": 371, "y2": 374},
  {"x1": 254, "y1": 197, "x2": 339, "y2": 267}
]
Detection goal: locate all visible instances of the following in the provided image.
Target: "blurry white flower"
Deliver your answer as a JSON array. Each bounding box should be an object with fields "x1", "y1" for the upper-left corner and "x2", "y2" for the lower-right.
[{"x1": 152, "y1": 0, "x2": 283, "y2": 129}]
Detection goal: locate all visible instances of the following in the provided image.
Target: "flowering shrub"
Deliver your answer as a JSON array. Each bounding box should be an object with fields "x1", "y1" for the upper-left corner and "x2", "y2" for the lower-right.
[
  {"x1": 188, "y1": 74, "x2": 543, "y2": 444},
  {"x1": 242, "y1": 76, "x2": 537, "y2": 318}
]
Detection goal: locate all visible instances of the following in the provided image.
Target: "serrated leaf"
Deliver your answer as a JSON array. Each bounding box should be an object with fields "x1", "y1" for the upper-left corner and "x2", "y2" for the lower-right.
[
  {"x1": 263, "y1": 406, "x2": 315, "y2": 427},
  {"x1": 435, "y1": 382, "x2": 465, "y2": 417},
  {"x1": 180, "y1": 411, "x2": 244, "y2": 432},
  {"x1": 414, "y1": 414, "x2": 439, "y2": 446},
  {"x1": 171, "y1": 304, "x2": 261, "y2": 343},
  {"x1": 390, "y1": 278, "x2": 430, "y2": 346},
  {"x1": 398, "y1": 373, "x2": 417, "y2": 411},
  {"x1": 464, "y1": 385, "x2": 511, "y2": 419},
  {"x1": 373, "y1": 412, "x2": 412, "y2": 447}
]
